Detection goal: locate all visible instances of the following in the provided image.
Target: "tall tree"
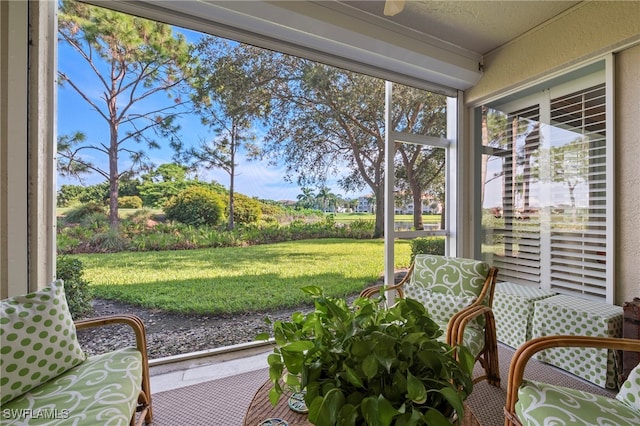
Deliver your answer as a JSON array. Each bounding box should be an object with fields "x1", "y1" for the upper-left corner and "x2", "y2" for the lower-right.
[
  {"x1": 263, "y1": 59, "x2": 448, "y2": 236},
  {"x1": 57, "y1": 0, "x2": 195, "y2": 229},
  {"x1": 187, "y1": 38, "x2": 273, "y2": 230}
]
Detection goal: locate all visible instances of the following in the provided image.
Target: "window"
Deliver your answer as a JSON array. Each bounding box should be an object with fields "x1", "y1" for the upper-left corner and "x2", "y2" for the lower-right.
[{"x1": 477, "y1": 65, "x2": 613, "y2": 302}]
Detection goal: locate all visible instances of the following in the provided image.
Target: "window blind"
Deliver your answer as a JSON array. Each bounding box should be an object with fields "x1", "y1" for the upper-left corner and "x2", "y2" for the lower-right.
[
  {"x1": 548, "y1": 83, "x2": 607, "y2": 299},
  {"x1": 481, "y1": 82, "x2": 609, "y2": 301}
]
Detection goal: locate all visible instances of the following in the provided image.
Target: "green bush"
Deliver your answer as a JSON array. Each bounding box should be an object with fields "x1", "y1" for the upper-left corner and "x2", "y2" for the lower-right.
[
  {"x1": 164, "y1": 186, "x2": 225, "y2": 226},
  {"x1": 63, "y1": 202, "x2": 106, "y2": 224},
  {"x1": 89, "y1": 229, "x2": 130, "y2": 253},
  {"x1": 56, "y1": 256, "x2": 93, "y2": 319},
  {"x1": 118, "y1": 195, "x2": 143, "y2": 209},
  {"x1": 232, "y1": 194, "x2": 262, "y2": 224},
  {"x1": 410, "y1": 237, "x2": 446, "y2": 263}
]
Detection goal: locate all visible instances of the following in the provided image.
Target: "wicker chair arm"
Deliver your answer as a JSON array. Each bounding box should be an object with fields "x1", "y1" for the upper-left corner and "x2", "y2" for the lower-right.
[
  {"x1": 74, "y1": 314, "x2": 152, "y2": 425},
  {"x1": 504, "y1": 336, "x2": 640, "y2": 426}
]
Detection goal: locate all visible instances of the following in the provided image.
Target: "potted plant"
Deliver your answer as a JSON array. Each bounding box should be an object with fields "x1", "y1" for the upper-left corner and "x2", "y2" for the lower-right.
[{"x1": 257, "y1": 286, "x2": 474, "y2": 426}]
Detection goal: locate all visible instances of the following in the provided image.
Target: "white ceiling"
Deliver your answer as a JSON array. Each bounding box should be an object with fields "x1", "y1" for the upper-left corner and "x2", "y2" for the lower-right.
[{"x1": 335, "y1": 1, "x2": 581, "y2": 55}]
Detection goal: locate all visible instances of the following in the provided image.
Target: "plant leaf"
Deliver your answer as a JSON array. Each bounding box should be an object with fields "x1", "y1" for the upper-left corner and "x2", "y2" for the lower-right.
[
  {"x1": 437, "y1": 386, "x2": 465, "y2": 418},
  {"x1": 337, "y1": 404, "x2": 358, "y2": 426},
  {"x1": 361, "y1": 395, "x2": 399, "y2": 426},
  {"x1": 344, "y1": 365, "x2": 364, "y2": 388},
  {"x1": 281, "y1": 349, "x2": 304, "y2": 375},
  {"x1": 423, "y1": 407, "x2": 454, "y2": 425},
  {"x1": 254, "y1": 332, "x2": 270, "y2": 341},
  {"x1": 285, "y1": 340, "x2": 315, "y2": 352},
  {"x1": 406, "y1": 371, "x2": 427, "y2": 404},
  {"x1": 308, "y1": 388, "x2": 346, "y2": 426},
  {"x1": 362, "y1": 353, "x2": 378, "y2": 379}
]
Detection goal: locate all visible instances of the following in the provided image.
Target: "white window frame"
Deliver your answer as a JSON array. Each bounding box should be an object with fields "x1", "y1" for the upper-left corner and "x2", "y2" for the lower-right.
[
  {"x1": 474, "y1": 57, "x2": 615, "y2": 303},
  {"x1": 383, "y1": 82, "x2": 459, "y2": 287}
]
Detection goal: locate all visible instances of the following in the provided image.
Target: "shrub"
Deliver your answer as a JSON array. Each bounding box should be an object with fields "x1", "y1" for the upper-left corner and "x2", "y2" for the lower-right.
[
  {"x1": 410, "y1": 237, "x2": 446, "y2": 263},
  {"x1": 89, "y1": 229, "x2": 130, "y2": 252},
  {"x1": 79, "y1": 212, "x2": 109, "y2": 232},
  {"x1": 56, "y1": 256, "x2": 93, "y2": 319},
  {"x1": 232, "y1": 194, "x2": 262, "y2": 224},
  {"x1": 164, "y1": 186, "x2": 225, "y2": 227},
  {"x1": 63, "y1": 202, "x2": 106, "y2": 224},
  {"x1": 118, "y1": 195, "x2": 143, "y2": 209}
]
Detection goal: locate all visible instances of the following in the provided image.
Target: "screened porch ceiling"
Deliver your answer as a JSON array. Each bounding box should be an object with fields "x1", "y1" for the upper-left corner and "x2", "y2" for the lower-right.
[{"x1": 98, "y1": 0, "x2": 582, "y2": 92}]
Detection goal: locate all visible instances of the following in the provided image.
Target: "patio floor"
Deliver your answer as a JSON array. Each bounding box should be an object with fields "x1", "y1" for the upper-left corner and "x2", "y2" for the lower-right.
[{"x1": 146, "y1": 341, "x2": 616, "y2": 426}]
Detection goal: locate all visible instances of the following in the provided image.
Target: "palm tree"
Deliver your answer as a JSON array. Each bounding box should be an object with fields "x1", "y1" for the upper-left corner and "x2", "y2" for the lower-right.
[{"x1": 296, "y1": 187, "x2": 316, "y2": 209}]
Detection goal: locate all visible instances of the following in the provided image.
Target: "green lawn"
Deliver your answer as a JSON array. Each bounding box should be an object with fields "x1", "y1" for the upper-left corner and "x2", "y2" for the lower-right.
[
  {"x1": 72, "y1": 238, "x2": 412, "y2": 315},
  {"x1": 332, "y1": 212, "x2": 441, "y2": 224}
]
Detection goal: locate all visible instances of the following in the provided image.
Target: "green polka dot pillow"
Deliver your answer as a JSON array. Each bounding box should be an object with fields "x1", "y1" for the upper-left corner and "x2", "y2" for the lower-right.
[
  {"x1": 1, "y1": 280, "x2": 86, "y2": 405},
  {"x1": 616, "y1": 362, "x2": 640, "y2": 411}
]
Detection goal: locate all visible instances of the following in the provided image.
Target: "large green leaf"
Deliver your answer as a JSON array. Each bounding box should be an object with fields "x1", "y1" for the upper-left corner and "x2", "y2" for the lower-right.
[
  {"x1": 308, "y1": 388, "x2": 346, "y2": 426},
  {"x1": 361, "y1": 395, "x2": 399, "y2": 426},
  {"x1": 436, "y1": 386, "x2": 464, "y2": 419},
  {"x1": 285, "y1": 340, "x2": 315, "y2": 352},
  {"x1": 423, "y1": 407, "x2": 455, "y2": 426},
  {"x1": 361, "y1": 353, "x2": 378, "y2": 379},
  {"x1": 344, "y1": 365, "x2": 364, "y2": 388},
  {"x1": 336, "y1": 404, "x2": 358, "y2": 426},
  {"x1": 281, "y1": 348, "x2": 304, "y2": 374},
  {"x1": 406, "y1": 371, "x2": 427, "y2": 404}
]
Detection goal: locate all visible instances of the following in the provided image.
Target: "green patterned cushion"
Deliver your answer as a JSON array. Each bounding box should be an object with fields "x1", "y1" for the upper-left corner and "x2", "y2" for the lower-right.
[
  {"x1": 409, "y1": 255, "x2": 489, "y2": 299},
  {"x1": 403, "y1": 290, "x2": 476, "y2": 324},
  {"x1": 430, "y1": 319, "x2": 484, "y2": 358},
  {"x1": 1, "y1": 347, "x2": 142, "y2": 425},
  {"x1": 1, "y1": 280, "x2": 86, "y2": 405},
  {"x1": 617, "y1": 363, "x2": 640, "y2": 411},
  {"x1": 516, "y1": 379, "x2": 640, "y2": 426}
]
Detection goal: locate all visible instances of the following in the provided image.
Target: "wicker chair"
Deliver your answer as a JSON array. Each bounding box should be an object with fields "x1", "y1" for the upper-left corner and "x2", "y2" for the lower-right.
[
  {"x1": 504, "y1": 335, "x2": 640, "y2": 426},
  {"x1": 360, "y1": 254, "x2": 500, "y2": 386}
]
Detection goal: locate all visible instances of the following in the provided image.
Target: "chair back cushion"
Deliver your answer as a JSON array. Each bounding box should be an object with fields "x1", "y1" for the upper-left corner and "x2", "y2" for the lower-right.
[
  {"x1": 616, "y1": 362, "x2": 640, "y2": 411},
  {"x1": 1, "y1": 280, "x2": 86, "y2": 405},
  {"x1": 403, "y1": 255, "x2": 490, "y2": 324}
]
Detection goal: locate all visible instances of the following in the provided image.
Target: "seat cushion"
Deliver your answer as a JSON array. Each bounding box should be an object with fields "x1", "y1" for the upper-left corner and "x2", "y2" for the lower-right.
[
  {"x1": 515, "y1": 379, "x2": 640, "y2": 426},
  {"x1": 1, "y1": 347, "x2": 143, "y2": 425},
  {"x1": 1, "y1": 280, "x2": 86, "y2": 405},
  {"x1": 616, "y1": 362, "x2": 640, "y2": 411}
]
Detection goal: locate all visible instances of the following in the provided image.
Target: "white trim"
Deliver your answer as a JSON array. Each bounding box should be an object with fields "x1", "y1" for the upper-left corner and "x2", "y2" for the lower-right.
[
  {"x1": 384, "y1": 81, "x2": 395, "y2": 288},
  {"x1": 447, "y1": 95, "x2": 459, "y2": 257},
  {"x1": 390, "y1": 131, "x2": 450, "y2": 149},
  {"x1": 605, "y1": 54, "x2": 615, "y2": 304}
]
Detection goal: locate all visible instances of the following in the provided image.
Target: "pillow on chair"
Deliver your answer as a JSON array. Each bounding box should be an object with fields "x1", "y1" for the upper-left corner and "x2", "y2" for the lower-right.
[
  {"x1": 616, "y1": 363, "x2": 640, "y2": 411},
  {"x1": 1, "y1": 280, "x2": 86, "y2": 404}
]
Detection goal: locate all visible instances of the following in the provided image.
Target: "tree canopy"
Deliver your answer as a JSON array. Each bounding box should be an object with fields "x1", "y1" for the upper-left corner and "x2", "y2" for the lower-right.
[{"x1": 57, "y1": 0, "x2": 196, "y2": 229}]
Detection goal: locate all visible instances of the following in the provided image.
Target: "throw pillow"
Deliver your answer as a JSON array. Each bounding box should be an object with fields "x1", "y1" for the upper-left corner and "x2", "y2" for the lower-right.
[
  {"x1": 1, "y1": 280, "x2": 86, "y2": 405},
  {"x1": 616, "y1": 362, "x2": 640, "y2": 411}
]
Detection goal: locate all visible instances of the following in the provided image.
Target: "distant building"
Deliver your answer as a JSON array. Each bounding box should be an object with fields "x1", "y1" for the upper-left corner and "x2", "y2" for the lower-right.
[{"x1": 356, "y1": 195, "x2": 375, "y2": 213}]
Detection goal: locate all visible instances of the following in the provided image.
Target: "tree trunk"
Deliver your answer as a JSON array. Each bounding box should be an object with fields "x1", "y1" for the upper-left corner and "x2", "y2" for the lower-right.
[
  {"x1": 411, "y1": 182, "x2": 424, "y2": 230},
  {"x1": 108, "y1": 126, "x2": 119, "y2": 231},
  {"x1": 374, "y1": 188, "x2": 385, "y2": 238}
]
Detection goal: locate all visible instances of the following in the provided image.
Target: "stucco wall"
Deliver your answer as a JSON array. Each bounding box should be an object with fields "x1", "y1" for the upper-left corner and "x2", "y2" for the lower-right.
[
  {"x1": 467, "y1": 1, "x2": 640, "y2": 104},
  {"x1": 615, "y1": 44, "x2": 640, "y2": 305}
]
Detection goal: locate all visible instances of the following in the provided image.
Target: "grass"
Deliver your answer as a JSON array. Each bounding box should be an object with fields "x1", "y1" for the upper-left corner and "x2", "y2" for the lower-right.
[
  {"x1": 332, "y1": 213, "x2": 441, "y2": 224},
  {"x1": 72, "y1": 238, "x2": 412, "y2": 315}
]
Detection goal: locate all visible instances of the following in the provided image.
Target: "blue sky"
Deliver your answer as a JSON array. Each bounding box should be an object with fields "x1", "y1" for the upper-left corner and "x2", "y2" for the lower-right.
[{"x1": 56, "y1": 25, "x2": 360, "y2": 202}]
